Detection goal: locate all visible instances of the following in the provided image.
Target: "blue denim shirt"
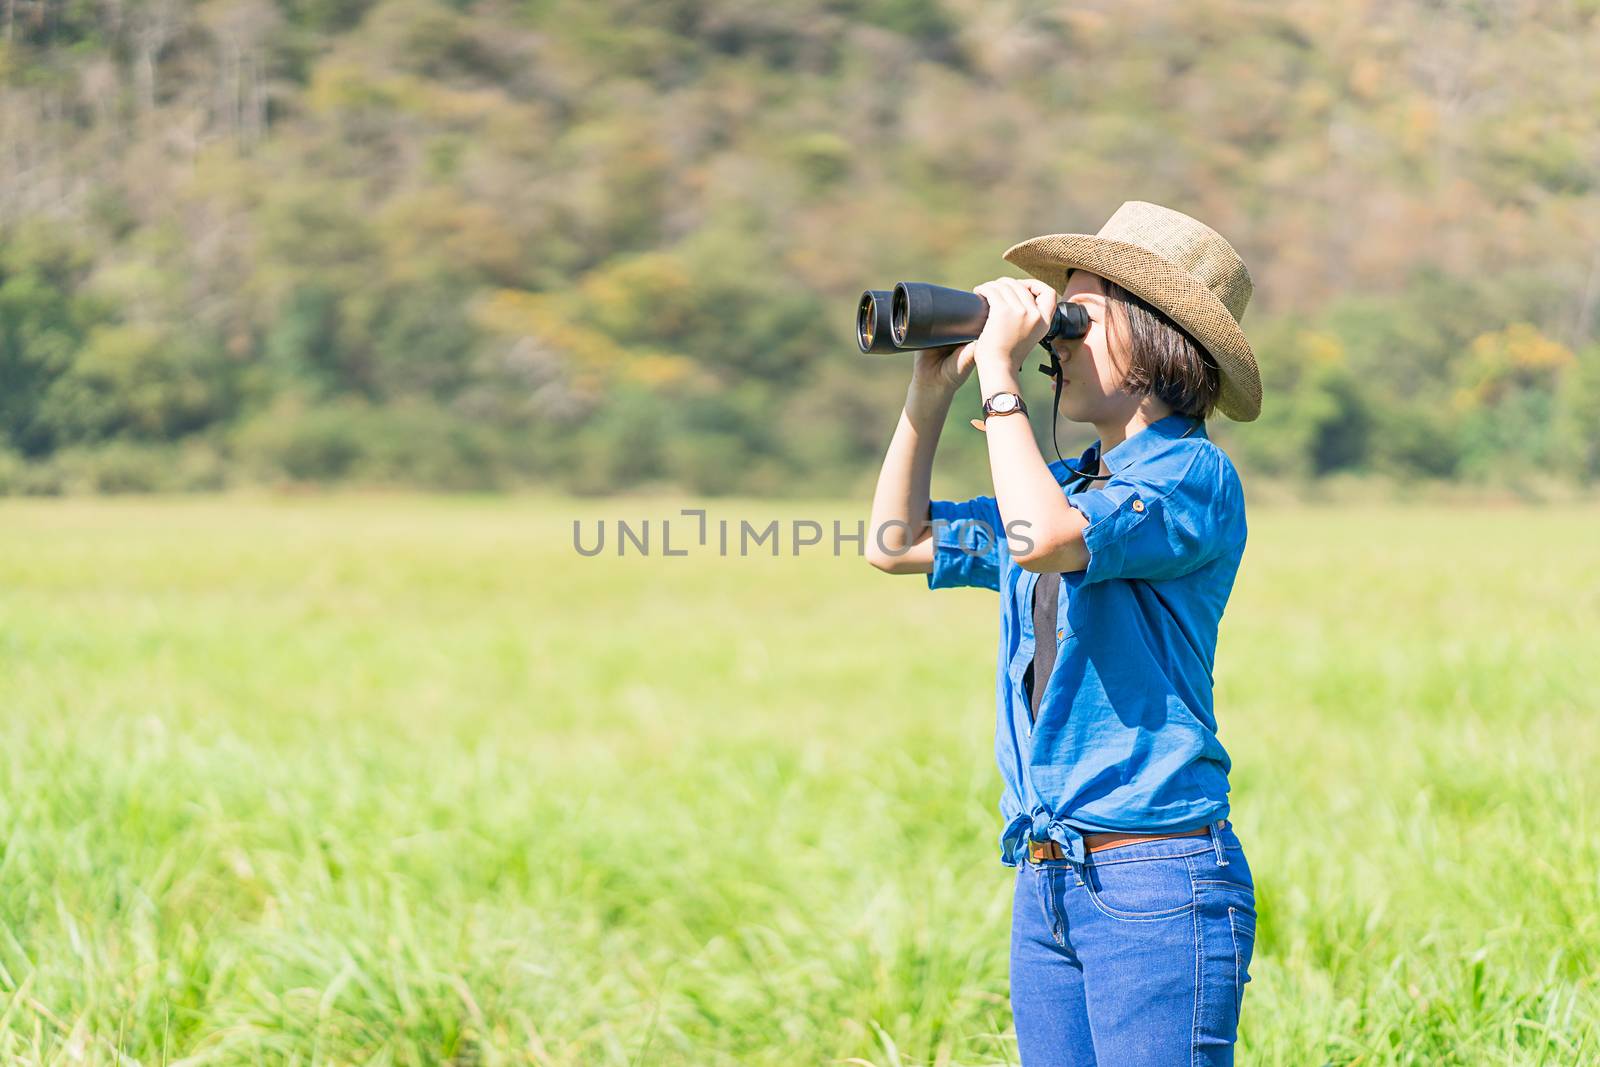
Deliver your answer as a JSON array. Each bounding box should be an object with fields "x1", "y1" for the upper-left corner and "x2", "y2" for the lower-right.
[{"x1": 926, "y1": 412, "x2": 1247, "y2": 866}]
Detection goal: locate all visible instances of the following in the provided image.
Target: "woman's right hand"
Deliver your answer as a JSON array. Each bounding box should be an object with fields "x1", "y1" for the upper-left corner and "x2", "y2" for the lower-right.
[{"x1": 909, "y1": 340, "x2": 980, "y2": 397}]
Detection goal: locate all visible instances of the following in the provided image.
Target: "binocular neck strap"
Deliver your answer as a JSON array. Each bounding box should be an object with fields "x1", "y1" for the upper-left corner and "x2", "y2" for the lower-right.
[{"x1": 1041, "y1": 344, "x2": 1111, "y2": 483}]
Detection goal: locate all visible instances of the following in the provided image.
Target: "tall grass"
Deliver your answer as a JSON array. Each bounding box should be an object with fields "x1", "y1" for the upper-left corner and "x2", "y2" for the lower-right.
[{"x1": 0, "y1": 495, "x2": 1595, "y2": 1065}]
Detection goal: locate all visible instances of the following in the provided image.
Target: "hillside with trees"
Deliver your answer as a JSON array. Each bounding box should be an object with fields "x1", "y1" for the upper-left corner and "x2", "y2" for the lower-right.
[{"x1": 2, "y1": 0, "x2": 1598, "y2": 495}]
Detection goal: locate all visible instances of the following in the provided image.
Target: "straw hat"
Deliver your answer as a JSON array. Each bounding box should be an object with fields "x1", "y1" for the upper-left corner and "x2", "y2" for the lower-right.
[{"x1": 1001, "y1": 200, "x2": 1261, "y2": 422}]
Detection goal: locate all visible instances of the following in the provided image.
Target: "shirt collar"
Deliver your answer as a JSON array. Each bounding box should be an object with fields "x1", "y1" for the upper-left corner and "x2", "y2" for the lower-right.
[{"x1": 1087, "y1": 413, "x2": 1207, "y2": 475}]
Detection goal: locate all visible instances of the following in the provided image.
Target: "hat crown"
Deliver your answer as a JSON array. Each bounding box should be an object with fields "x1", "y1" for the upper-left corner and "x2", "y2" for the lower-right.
[{"x1": 1097, "y1": 201, "x2": 1252, "y2": 322}]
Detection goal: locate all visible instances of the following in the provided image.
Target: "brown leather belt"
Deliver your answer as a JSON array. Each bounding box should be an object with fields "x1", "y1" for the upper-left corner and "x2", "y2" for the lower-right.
[{"x1": 1028, "y1": 825, "x2": 1211, "y2": 862}]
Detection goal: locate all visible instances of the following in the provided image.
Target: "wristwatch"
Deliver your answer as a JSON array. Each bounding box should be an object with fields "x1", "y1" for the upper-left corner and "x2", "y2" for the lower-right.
[{"x1": 981, "y1": 391, "x2": 1029, "y2": 420}]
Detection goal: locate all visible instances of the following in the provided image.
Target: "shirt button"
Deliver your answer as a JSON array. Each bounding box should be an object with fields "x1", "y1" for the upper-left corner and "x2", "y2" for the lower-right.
[{"x1": 1131, "y1": 499, "x2": 1145, "y2": 512}]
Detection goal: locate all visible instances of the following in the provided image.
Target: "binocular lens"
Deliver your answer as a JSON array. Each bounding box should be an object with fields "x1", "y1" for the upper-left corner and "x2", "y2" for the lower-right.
[
  {"x1": 857, "y1": 290, "x2": 900, "y2": 354},
  {"x1": 891, "y1": 286, "x2": 910, "y2": 346},
  {"x1": 857, "y1": 291, "x2": 877, "y2": 350}
]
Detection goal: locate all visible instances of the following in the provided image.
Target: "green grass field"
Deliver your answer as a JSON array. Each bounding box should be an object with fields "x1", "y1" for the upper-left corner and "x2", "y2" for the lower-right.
[{"x1": 1, "y1": 494, "x2": 1597, "y2": 1065}]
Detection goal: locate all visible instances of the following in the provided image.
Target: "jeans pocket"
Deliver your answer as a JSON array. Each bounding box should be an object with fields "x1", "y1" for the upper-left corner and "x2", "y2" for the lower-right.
[
  {"x1": 1229, "y1": 906, "x2": 1257, "y2": 1017},
  {"x1": 1080, "y1": 853, "x2": 1196, "y2": 921}
]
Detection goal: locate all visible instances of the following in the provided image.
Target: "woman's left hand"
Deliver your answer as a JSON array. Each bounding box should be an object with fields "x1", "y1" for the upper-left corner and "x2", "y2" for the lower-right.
[{"x1": 972, "y1": 277, "x2": 1059, "y2": 376}]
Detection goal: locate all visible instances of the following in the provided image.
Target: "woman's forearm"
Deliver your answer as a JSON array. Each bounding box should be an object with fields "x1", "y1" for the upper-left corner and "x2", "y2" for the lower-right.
[
  {"x1": 865, "y1": 384, "x2": 954, "y2": 573},
  {"x1": 974, "y1": 353, "x2": 1090, "y2": 571}
]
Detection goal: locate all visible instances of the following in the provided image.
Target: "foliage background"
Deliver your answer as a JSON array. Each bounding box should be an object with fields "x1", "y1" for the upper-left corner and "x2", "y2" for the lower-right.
[{"x1": 3, "y1": 0, "x2": 1600, "y2": 498}]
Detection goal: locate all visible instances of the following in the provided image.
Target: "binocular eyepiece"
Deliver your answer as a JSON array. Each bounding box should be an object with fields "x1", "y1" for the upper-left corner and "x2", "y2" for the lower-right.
[{"x1": 856, "y1": 281, "x2": 1090, "y2": 359}]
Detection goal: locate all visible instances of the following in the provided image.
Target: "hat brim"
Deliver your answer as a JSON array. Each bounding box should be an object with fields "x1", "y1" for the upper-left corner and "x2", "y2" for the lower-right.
[{"x1": 1002, "y1": 234, "x2": 1262, "y2": 422}]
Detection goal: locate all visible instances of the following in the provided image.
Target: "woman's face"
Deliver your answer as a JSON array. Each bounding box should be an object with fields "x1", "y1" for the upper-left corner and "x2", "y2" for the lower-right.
[{"x1": 1045, "y1": 270, "x2": 1135, "y2": 425}]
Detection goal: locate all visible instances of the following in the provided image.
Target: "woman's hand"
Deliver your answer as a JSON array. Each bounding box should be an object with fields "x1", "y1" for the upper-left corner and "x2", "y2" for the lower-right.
[
  {"x1": 972, "y1": 277, "x2": 1059, "y2": 376},
  {"x1": 910, "y1": 339, "x2": 980, "y2": 395},
  {"x1": 904, "y1": 340, "x2": 978, "y2": 425}
]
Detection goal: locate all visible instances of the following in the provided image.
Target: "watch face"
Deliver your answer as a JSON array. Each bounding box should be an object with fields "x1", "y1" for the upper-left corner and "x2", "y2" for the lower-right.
[{"x1": 989, "y1": 393, "x2": 1019, "y2": 414}]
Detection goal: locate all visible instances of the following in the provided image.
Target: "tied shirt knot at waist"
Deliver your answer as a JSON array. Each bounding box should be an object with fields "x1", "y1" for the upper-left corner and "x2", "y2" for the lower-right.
[{"x1": 1003, "y1": 810, "x2": 1091, "y2": 865}]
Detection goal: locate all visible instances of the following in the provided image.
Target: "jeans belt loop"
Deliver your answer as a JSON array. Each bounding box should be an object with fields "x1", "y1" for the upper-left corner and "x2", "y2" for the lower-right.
[{"x1": 1208, "y1": 818, "x2": 1229, "y2": 866}]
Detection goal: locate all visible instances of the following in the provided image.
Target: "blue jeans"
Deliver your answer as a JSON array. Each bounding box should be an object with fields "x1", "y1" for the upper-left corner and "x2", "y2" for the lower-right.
[{"x1": 1009, "y1": 820, "x2": 1257, "y2": 1066}]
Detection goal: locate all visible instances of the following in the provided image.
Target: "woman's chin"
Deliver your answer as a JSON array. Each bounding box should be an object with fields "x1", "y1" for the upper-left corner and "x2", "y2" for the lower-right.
[{"x1": 1055, "y1": 402, "x2": 1092, "y2": 425}]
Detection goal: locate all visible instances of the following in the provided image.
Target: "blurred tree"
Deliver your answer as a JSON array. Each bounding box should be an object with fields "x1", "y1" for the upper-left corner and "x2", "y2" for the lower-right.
[
  {"x1": 263, "y1": 283, "x2": 348, "y2": 399},
  {"x1": 1556, "y1": 344, "x2": 1600, "y2": 483},
  {"x1": 1451, "y1": 323, "x2": 1575, "y2": 480},
  {"x1": 36, "y1": 323, "x2": 233, "y2": 443},
  {"x1": 2, "y1": 0, "x2": 1599, "y2": 495},
  {"x1": 0, "y1": 225, "x2": 108, "y2": 456}
]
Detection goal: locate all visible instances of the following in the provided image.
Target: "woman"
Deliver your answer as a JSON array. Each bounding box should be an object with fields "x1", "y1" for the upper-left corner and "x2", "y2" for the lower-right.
[{"x1": 866, "y1": 201, "x2": 1261, "y2": 1065}]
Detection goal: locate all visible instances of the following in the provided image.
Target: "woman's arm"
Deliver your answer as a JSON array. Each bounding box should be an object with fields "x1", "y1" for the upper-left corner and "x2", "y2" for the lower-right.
[
  {"x1": 973, "y1": 360, "x2": 1091, "y2": 573},
  {"x1": 969, "y1": 278, "x2": 1091, "y2": 573},
  {"x1": 865, "y1": 343, "x2": 980, "y2": 574}
]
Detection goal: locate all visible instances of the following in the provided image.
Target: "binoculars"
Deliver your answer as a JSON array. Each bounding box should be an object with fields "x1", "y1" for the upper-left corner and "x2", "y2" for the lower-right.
[{"x1": 856, "y1": 282, "x2": 1091, "y2": 363}]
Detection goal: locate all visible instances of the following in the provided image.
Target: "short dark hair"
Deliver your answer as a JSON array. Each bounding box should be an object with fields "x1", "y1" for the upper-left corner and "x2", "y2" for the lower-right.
[{"x1": 1073, "y1": 270, "x2": 1222, "y2": 420}]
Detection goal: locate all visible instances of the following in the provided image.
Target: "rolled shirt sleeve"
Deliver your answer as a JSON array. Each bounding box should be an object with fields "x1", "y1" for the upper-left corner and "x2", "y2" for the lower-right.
[
  {"x1": 1065, "y1": 450, "x2": 1234, "y2": 584},
  {"x1": 924, "y1": 495, "x2": 1005, "y2": 591}
]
